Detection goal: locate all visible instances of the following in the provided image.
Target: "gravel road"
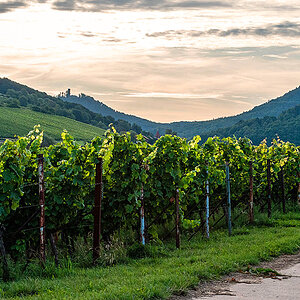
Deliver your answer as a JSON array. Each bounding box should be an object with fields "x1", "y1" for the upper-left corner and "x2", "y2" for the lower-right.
[{"x1": 171, "y1": 252, "x2": 300, "y2": 300}]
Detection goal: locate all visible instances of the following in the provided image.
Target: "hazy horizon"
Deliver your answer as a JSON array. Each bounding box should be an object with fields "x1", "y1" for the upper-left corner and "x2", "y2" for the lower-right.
[{"x1": 1, "y1": 0, "x2": 300, "y2": 122}]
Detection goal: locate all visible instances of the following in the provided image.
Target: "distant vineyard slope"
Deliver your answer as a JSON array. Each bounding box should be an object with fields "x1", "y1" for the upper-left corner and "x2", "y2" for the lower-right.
[{"x1": 0, "y1": 107, "x2": 105, "y2": 142}]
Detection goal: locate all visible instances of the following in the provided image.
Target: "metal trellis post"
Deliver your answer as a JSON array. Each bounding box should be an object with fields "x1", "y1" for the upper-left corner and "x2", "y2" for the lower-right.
[
  {"x1": 140, "y1": 184, "x2": 145, "y2": 245},
  {"x1": 38, "y1": 154, "x2": 46, "y2": 264},
  {"x1": 225, "y1": 162, "x2": 232, "y2": 236},
  {"x1": 205, "y1": 168, "x2": 210, "y2": 239},
  {"x1": 249, "y1": 161, "x2": 254, "y2": 223}
]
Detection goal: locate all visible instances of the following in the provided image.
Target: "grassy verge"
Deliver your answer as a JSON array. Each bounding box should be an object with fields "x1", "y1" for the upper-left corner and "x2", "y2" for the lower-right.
[{"x1": 1, "y1": 214, "x2": 300, "y2": 299}]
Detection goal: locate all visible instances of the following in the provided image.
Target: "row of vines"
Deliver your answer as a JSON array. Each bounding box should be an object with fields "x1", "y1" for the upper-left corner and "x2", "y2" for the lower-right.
[{"x1": 0, "y1": 126, "x2": 299, "y2": 274}]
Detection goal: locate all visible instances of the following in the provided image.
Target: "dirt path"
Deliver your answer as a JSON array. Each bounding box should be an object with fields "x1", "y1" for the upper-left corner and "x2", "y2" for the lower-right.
[{"x1": 171, "y1": 251, "x2": 300, "y2": 300}]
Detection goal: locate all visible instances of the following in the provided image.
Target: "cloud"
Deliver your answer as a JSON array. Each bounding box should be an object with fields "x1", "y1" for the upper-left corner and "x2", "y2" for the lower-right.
[
  {"x1": 79, "y1": 31, "x2": 97, "y2": 38},
  {"x1": 203, "y1": 45, "x2": 300, "y2": 59},
  {"x1": 57, "y1": 30, "x2": 125, "y2": 43},
  {"x1": 238, "y1": 1, "x2": 300, "y2": 12},
  {"x1": 52, "y1": 0, "x2": 75, "y2": 11},
  {"x1": 51, "y1": 0, "x2": 232, "y2": 11},
  {"x1": 0, "y1": 1, "x2": 27, "y2": 13},
  {"x1": 121, "y1": 92, "x2": 252, "y2": 106},
  {"x1": 2, "y1": 0, "x2": 300, "y2": 13},
  {"x1": 220, "y1": 21, "x2": 300, "y2": 37},
  {"x1": 0, "y1": 0, "x2": 48, "y2": 13},
  {"x1": 160, "y1": 1, "x2": 231, "y2": 8},
  {"x1": 102, "y1": 38, "x2": 123, "y2": 43},
  {"x1": 122, "y1": 92, "x2": 223, "y2": 99},
  {"x1": 146, "y1": 21, "x2": 300, "y2": 39},
  {"x1": 263, "y1": 54, "x2": 288, "y2": 59}
]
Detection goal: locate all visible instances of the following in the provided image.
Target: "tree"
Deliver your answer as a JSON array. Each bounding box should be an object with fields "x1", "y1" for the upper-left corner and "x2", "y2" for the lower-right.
[
  {"x1": 7, "y1": 98, "x2": 20, "y2": 108},
  {"x1": 132, "y1": 123, "x2": 142, "y2": 134},
  {"x1": 165, "y1": 129, "x2": 177, "y2": 136},
  {"x1": 19, "y1": 95, "x2": 28, "y2": 106}
]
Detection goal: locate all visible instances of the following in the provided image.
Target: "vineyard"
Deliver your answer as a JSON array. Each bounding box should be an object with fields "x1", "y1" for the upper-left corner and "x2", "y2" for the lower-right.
[{"x1": 0, "y1": 126, "x2": 299, "y2": 281}]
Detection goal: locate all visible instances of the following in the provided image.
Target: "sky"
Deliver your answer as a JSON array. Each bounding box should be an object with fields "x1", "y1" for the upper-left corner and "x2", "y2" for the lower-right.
[{"x1": 0, "y1": 0, "x2": 300, "y2": 123}]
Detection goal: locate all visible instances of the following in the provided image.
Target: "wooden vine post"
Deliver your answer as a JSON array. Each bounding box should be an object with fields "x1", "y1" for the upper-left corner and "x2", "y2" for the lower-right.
[
  {"x1": 267, "y1": 159, "x2": 272, "y2": 218},
  {"x1": 49, "y1": 233, "x2": 59, "y2": 267},
  {"x1": 93, "y1": 158, "x2": 103, "y2": 264},
  {"x1": 0, "y1": 226, "x2": 9, "y2": 281},
  {"x1": 38, "y1": 154, "x2": 46, "y2": 265},
  {"x1": 249, "y1": 161, "x2": 254, "y2": 223},
  {"x1": 280, "y1": 166, "x2": 286, "y2": 213},
  {"x1": 175, "y1": 188, "x2": 180, "y2": 249},
  {"x1": 297, "y1": 173, "x2": 300, "y2": 206}
]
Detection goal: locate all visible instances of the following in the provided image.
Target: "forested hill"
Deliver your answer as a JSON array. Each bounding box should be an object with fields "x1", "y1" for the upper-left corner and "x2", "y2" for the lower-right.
[
  {"x1": 60, "y1": 86, "x2": 300, "y2": 138},
  {"x1": 1, "y1": 78, "x2": 299, "y2": 144},
  {"x1": 201, "y1": 105, "x2": 300, "y2": 145},
  {"x1": 0, "y1": 78, "x2": 154, "y2": 140},
  {"x1": 60, "y1": 93, "x2": 161, "y2": 134},
  {"x1": 166, "y1": 86, "x2": 300, "y2": 138}
]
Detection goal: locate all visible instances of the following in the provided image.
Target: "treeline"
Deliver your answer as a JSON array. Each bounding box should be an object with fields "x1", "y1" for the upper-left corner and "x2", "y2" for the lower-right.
[
  {"x1": 203, "y1": 105, "x2": 300, "y2": 145},
  {"x1": 0, "y1": 78, "x2": 154, "y2": 141},
  {"x1": 170, "y1": 86, "x2": 300, "y2": 139}
]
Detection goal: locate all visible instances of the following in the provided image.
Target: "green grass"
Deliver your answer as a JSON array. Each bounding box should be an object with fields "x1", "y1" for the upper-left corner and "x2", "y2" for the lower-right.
[
  {"x1": 1, "y1": 214, "x2": 300, "y2": 299},
  {"x1": 0, "y1": 107, "x2": 105, "y2": 141}
]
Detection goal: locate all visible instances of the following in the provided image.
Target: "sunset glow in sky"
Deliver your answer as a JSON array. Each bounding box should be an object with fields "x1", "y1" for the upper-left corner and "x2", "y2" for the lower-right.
[{"x1": 1, "y1": 0, "x2": 300, "y2": 122}]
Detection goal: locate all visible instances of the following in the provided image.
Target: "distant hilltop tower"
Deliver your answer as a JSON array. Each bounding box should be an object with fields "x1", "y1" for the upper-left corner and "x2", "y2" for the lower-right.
[
  {"x1": 66, "y1": 88, "x2": 71, "y2": 97},
  {"x1": 58, "y1": 89, "x2": 71, "y2": 98}
]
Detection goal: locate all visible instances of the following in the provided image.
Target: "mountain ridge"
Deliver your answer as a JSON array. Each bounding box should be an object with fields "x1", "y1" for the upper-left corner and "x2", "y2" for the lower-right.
[
  {"x1": 0, "y1": 77, "x2": 299, "y2": 144},
  {"x1": 60, "y1": 86, "x2": 300, "y2": 138}
]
